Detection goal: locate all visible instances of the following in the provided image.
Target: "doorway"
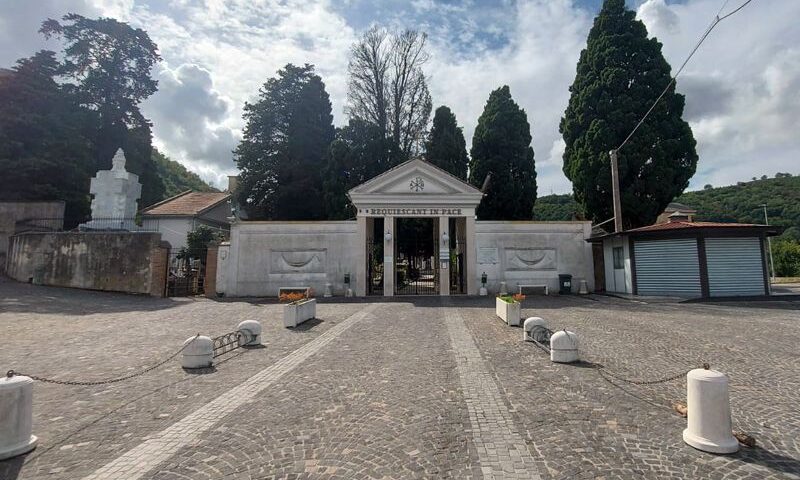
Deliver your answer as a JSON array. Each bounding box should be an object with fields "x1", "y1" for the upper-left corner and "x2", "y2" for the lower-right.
[{"x1": 395, "y1": 218, "x2": 438, "y2": 295}]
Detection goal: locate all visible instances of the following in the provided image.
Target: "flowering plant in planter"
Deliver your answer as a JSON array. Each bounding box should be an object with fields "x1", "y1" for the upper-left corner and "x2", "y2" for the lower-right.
[
  {"x1": 279, "y1": 288, "x2": 314, "y2": 304},
  {"x1": 496, "y1": 293, "x2": 523, "y2": 326},
  {"x1": 282, "y1": 288, "x2": 316, "y2": 328}
]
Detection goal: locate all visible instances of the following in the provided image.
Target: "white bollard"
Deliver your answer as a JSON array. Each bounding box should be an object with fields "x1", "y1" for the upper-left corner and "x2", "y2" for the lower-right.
[
  {"x1": 499, "y1": 281, "x2": 508, "y2": 295},
  {"x1": 0, "y1": 373, "x2": 38, "y2": 460},
  {"x1": 579, "y1": 279, "x2": 589, "y2": 295},
  {"x1": 683, "y1": 368, "x2": 739, "y2": 454},
  {"x1": 523, "y1": 317, "x2": 546, "y2": 342},
  {"x1": 236, "y1": 320, "x2": 262, "y2": 345},
  {"x1": 345, "y1": 288, "x2": 354, "y2": 298},
  {"x1": 181, "y1": 335, "x2": 214, "y2": 369},
  {"x1": 550, "y1": 330, "x2": 579, "y2": 363},
  {"x1": 324, "y1": 283, "x2": 333, "y2": 298}
]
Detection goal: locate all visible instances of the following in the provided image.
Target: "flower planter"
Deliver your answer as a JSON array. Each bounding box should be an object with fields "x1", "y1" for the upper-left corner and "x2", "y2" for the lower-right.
[
  {"x1": 284, "y1": 298, "x2": 316, "y2": 328},
  {"x1": 495, "y1": 296, "x2": 521, "y2": 326}
]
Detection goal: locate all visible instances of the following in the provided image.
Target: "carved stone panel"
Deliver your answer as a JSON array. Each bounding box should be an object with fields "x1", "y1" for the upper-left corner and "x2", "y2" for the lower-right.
[
  {"x1": 270, "y1": 249, "x2": 326, "y2": 274},
  {"x1": 504, "y1": 248, "x2": 557, "y2": 271}
]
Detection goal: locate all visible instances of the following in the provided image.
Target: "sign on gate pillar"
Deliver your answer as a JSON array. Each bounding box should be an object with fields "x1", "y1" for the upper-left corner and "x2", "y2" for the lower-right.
[
  {"x1": 383, "y1": 216, "x2": 395, "y2": 296},
  {"x1": 439, "y1": 215, "x2": 450, "y2": 296}
]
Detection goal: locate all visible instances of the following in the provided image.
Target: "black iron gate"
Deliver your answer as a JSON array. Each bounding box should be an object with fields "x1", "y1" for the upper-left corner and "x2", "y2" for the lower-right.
[
  {"x1": 166, "y1": 248, "x2": 206, "y2": 297},
  {"x1": 395, "y1": 218, "x2": 437, "y2": 295},
  {"x1": 367, "y1": 227, "x2": 384, "y2": 296},
  {"x1": 450, "y1": 227, "x2": 467, "y2": 294}
]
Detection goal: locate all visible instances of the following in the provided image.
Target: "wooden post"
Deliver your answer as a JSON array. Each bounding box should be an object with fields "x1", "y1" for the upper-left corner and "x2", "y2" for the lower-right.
[{"x1": 610, "y1": 149, "x2": 623, "y2": 233}]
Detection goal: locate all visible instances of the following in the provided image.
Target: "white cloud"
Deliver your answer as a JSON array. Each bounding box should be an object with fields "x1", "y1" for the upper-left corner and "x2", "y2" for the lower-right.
[
  {"x1": 636, "y1": 0, "x2": 800, "y2": 189},
  {"x1": 2, "y1": 0, "x2": 799, "y2": 195}
]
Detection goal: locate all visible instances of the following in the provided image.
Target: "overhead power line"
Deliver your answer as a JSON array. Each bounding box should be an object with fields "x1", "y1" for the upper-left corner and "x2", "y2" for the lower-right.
[{"x1": 615, "y1": 0, "x2": 755, "y2": 153}]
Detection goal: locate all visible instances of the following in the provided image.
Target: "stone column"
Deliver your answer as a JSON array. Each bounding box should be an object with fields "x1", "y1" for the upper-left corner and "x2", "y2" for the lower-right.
[
  {"x1": 466, "y1": 214, "x2": 477, "y2": 295},
  {"x1": 383, "y1": 216, "x2": 395, "y2": 296},
  {"x1": 148, "y1": 241, "x2": 170, "y2": 297},
  {"x1": 355, "y1": 215, "x2": 367, "y2": 297},
  {"x1": 439, "y1": 216, "x2": 450, "y2": 296},
  {"x1": 204, "y1": 243, "x2": 219, "y2": 298}
]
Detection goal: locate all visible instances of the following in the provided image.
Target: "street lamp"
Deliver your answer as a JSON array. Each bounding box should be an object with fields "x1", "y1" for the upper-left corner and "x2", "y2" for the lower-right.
[{"x1": 759, "y1": 204, "x2": 776, "y2": 284}]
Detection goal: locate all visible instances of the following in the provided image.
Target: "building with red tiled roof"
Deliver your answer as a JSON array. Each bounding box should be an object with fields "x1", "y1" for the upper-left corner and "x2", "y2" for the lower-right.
[
  {"x1": 141, "y1": 191, "x2": 231, "y2": 249},
  {"x1": 588, "y1": 214, "x2": 781, "y2": 299}
]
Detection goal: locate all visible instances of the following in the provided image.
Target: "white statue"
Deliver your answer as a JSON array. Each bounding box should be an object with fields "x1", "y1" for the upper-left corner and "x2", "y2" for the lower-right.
[{"x1": 81, "y1": 148, "x2": 142, "y2": 230}]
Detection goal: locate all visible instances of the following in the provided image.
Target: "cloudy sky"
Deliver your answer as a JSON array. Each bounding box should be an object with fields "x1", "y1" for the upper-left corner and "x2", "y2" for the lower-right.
[{"x1": 1, "y1": 0, "x2": 798, "y2": 195}]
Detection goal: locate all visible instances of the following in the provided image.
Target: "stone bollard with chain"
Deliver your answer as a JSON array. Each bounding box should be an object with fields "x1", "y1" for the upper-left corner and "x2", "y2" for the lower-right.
[
  {"x1": 683, "y1": 367, "x2": 739, "y2": 454},
  {"x1": 0, "y1": 372, "x2": 38, "y2": 460},
  {"x1": 550, "y1": 330, "x2": 579, "y2": 363},
  {"x1": 523, "y1": 317, "x2": 546, "y2": 342},
  {"x1": 237, "y1": 320, "x2": 262, "y2": 346},
  {"x1": 181, "y1": 335, "x2": 214, "y2": 369}
]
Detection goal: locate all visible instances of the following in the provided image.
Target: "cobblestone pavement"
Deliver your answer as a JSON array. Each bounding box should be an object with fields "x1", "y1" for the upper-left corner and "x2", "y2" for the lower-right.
[{"x1": 1, "y1": 278, "x2": 799, "y2": 479}]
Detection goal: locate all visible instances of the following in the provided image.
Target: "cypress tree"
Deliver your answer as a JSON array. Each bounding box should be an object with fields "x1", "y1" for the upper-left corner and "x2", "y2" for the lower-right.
[
  {"x1": 235, "y1": 64, "x2": 335, "y2": 220},
  {"x1": 469, "y1": 86, "x2": 537, "y2": 220},
  {"x1": 560, "y1": 0, "x2": 698, "y2": 228},
  {"x1": 424, "y1": 105, "x2": 468, "y2": 180}
]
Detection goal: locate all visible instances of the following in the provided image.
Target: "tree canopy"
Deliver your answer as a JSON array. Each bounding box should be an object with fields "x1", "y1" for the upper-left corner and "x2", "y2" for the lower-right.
[
  {"x1": 235, "y1": 64, "x2": 335, "y2": 220},
  {"x1": 0, "y1": 51, "x2": 94, "y2": 227},
  {"x1": 424, "y1": 105, "x2": 468, "y2": 180},
  {"x1": 40, "y1": 13, "x2": 165, "y2": 207},
  {"x1": 560, "y1": 0, "x2": 697, "y2": 229},
  {"x1": 469, "y1": 86, "x2": 537, "y2": 220},
  {"x1": 322, "y1": 118, "x2": 402, "y2": 220}
]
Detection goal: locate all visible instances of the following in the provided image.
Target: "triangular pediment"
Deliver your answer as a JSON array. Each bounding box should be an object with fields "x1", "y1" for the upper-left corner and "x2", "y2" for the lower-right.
[{"x1": 348, "y1": 159, "x2": 482, "y2": 197}]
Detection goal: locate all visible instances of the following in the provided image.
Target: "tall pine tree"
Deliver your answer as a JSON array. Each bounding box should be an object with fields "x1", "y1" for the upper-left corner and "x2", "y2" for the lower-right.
[
  {"x1": 469, "y1": 86, "x2": 536, "y2": 220},
  {"x1": 235, "y1": 64, "x2": 335, "y2": 220},
  {"x1": 424, "y1": 105, "x2": 468, "y2": 180},
  {"x1": 560, "y1": 0, "x2": 697, "y2": 228}
]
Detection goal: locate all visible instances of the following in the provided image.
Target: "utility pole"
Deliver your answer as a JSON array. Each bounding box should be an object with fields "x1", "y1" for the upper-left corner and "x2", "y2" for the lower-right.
[
  {"x1": 760, "y1": 204, "x2": 776, "y2": 283},
  {"x1": 609, "y1": 149, "x2": 623, "y2": 232}
]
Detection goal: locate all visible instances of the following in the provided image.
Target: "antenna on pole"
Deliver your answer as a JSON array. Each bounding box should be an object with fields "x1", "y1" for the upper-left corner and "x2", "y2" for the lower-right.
[{"x1": 610, "y1": 150, "x2": 623, "y2": 233}]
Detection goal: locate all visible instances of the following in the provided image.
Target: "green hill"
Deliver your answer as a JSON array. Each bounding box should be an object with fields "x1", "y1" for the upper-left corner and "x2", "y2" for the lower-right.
[
  {"x1": 676, "y1": 174, "x2": 800, "y2": 241},
  {"x1": 533, "y1": 173, "x2": 800, "y2": 241},
  {"x1": 152, "y1": 149, "x2": 219, "y2": 199}
]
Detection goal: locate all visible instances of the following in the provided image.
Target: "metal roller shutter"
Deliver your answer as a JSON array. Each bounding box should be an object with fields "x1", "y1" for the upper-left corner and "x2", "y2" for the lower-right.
[
  {"x1": 706, "y1": 237, "x2": 765, "y2": 296},
  {"x1": 634, "y1": 238, "x2": 702, "y2": 297}
]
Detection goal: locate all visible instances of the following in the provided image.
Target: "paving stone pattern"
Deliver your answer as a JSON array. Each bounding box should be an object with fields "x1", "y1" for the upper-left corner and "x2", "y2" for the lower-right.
[
  {"x1": 444, "y1": 308, "x2": 541, "y2": 479},
  {"x1": 1, "y1": 278, "x2": 799, "y2": 479},
  {"x1": 83, "y1": 304, "x2": 379, "y2": 480}
]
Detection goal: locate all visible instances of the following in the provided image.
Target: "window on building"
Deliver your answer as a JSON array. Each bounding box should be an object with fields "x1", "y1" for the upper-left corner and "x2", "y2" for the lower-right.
[{"x1": 613, "y1": 246, "x2": 624, "y2": 269}]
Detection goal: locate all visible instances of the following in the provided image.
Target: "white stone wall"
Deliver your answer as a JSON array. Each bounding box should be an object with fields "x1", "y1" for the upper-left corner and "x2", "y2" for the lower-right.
[
  {"x1": 219, "y1": 221, "x2": 358, "y2": 297},
  {"x1": 474, "y1": 221, "x2": 594, "y2": 294}
]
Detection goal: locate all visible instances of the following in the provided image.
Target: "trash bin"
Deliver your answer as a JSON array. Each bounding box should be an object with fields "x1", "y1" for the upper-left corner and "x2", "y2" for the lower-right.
[{"x1": 558, "y1": 274, "x2": 572, "y2": 295}]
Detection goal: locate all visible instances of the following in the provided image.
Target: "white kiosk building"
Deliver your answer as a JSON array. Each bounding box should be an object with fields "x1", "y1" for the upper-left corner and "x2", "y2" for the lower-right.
[{"x1": 215, "y1": 159, "x2": 594, "y2": 297}]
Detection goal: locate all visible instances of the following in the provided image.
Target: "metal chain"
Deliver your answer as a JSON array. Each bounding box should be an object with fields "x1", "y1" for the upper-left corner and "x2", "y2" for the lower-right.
[
  {"x1": 594, "y1": 365, "x2": 698, "y2": 386},
  {"x1": 6, "y1": 334, "x2": 200, "y2": 386}
]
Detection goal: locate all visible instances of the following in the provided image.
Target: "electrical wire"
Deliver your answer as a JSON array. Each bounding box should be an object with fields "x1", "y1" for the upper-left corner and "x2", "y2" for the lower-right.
[{"x1": 615, "y1": 0, "x2": 755, "y2": 153}]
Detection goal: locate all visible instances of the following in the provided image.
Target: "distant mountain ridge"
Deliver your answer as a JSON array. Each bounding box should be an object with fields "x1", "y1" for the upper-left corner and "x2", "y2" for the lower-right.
[
  {"x1": 533, "y1": 173, "x2": 799, "y2": 241},
  {"x1": 152, "y1": 149, "x2": 219, "y2": 200}
]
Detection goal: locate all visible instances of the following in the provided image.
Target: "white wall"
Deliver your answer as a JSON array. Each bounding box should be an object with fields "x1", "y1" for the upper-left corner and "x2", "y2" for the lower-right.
[
  {"x1": 474, "y1": 221, "x2": 594, "y2": 294},
  {"x1": 153, "y1": 218, "x2": 193, "y2": 250},
  {"x1": 220, "y1": 221, "x2": 358, "y2": 297}
]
